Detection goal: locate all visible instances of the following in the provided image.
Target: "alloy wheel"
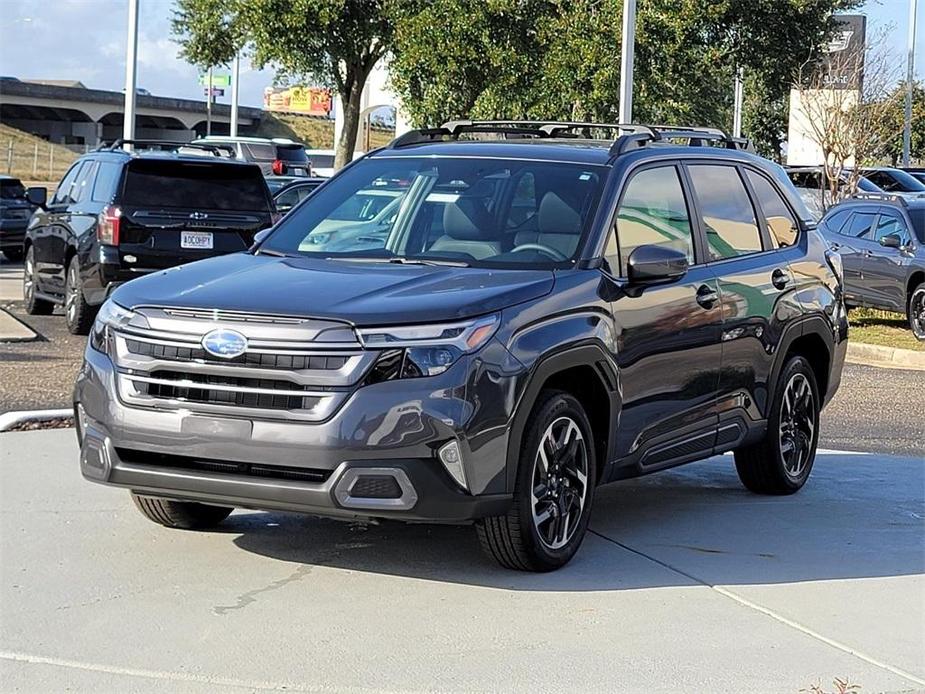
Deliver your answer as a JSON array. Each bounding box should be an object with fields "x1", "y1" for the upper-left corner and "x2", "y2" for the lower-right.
[
  {"x1": 65, "y1": 263, "x2": 78, "y2": 323},
  {"x1": 911, "y1": 288, "x2": 925, "y2": 340},
  {"x1": 23, "y1": 252, "x2": 35, "y2": 302},
  {"x1": 778, "y1": 373, "x2": 815, "y2": 479},
  {"x1": 531, "y1": 416, "x2": 589, "y2": 550}
]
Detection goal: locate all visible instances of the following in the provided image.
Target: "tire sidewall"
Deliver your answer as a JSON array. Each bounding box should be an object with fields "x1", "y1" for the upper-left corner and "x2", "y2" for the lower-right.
[
  {"x1": 908, "y1": 283, "x2": 925, "y2": 342},
  {"x1": 770, "y1": 356, "x2": 820, "y2": 491},
  {"x1": 514, "y1": 392, "x2": 597, "y2": 569},
  {"x1": 23, "y1": 246, "x2": 38, "y2": 310}
]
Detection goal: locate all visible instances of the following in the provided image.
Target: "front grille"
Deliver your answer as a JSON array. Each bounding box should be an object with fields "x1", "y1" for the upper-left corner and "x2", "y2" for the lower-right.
[
  {"x1": 134, "y1": 370, "x2": 325, "y2": 411},
  {"x1": 116, "y1": 448, "x2": 332, "y2": 483},
  {"x1": 125, "y1": 339, "x2": 350, "y2": 371}
]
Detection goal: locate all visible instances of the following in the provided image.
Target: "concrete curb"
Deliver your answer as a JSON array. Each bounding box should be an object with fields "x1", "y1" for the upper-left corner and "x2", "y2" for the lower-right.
[
  {"x1": 846, "y1": 341, "x2": 925, "y2": 371},
  {"x1": 0, "y1": 408, "x2": 73, "y2": 432},
  {"x1": 0, "y1": 308, "x2": 36, "y2": 342}
]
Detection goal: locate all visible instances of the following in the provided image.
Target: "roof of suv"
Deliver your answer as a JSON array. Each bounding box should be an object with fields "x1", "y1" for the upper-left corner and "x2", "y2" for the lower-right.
[{"x1": 89, "y1": 142, "x2": 261, "y2": 168}]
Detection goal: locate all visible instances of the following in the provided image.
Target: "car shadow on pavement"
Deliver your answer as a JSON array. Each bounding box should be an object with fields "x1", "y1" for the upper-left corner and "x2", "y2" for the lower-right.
[{"x1": 224, "y1": 451, "x2": 925, "y2": 592}]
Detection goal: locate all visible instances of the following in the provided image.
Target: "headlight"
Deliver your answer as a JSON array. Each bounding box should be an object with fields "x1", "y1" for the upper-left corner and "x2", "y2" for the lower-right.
[
  {"x1": 90, "y1": 299, "x2": 145, "y2": 354},
  {"x1": 360, "y1": 314, "x2": 499, "y2": 380}
]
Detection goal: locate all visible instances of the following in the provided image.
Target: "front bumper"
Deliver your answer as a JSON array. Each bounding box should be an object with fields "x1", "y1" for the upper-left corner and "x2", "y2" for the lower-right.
[
  {"x1": 74, "y1": 342, "x2": 513, "y2": 522},
  {"x1": 0, "y1": 219, "x2": 27, "y2": 249}
]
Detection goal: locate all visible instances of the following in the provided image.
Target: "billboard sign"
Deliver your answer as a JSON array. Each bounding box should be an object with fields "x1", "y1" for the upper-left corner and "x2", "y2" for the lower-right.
[
  {"x1": 263, "y1": 86, "x2": 332, "y2": 117},
  {"x1": 816, "y1": 14, "x2": 867, "y2": 90}
]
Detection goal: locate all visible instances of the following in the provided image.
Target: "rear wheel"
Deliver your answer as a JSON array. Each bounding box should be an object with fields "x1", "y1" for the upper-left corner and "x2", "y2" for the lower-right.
[
  {"x1": 908, "y1": 283, "x2": 925, "y2": 342},
  {"x1": 131, "y1": 493, "x2": 233, "y2": 529},
  {"x1": 64, "y1": 255, "x2": 95, "y2": 335},
  {"x1": 734, "y1": 356, "x2": 820, "y2": 495},
  {"x1": 23, "y1": 246, "x2": 53, "y2": 315},
  {"x1": 3, "y1": 247, "x2": 23, "y2": 262},
  {"x1": 477, "y1": 391, "x2": 596, "y2": 571}
]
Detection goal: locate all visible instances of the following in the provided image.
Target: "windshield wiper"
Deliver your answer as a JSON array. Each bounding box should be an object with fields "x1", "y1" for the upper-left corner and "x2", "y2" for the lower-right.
[
  {"x1": 329, "y1": 256, "x2": 470, "y2": 267},
  {"x1": 256, "y1": 248, "x2": 291, "y2": 257}
]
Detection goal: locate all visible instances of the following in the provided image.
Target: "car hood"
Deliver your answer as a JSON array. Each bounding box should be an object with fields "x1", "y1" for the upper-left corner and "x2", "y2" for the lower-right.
[{"x1": 112, "y1": 252, "x2": 555, "y2": 325}]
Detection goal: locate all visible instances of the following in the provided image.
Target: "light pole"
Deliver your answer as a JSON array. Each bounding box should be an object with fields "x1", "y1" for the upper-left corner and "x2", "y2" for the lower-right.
[
  {"x1": 123, "y1": 0, "x2": 139, "y2": 144},
  {"x1": 618, "y1": 0, "x2": 637, "y2": 124},
  {"x1": 732, "y1": 67, "x2": 744, "y2": 138},
  {"x1": 903, "y1": 0, "x2": 918, "y2": 167},
  {"x1": 230, "y1": 53, "x2": 240, "y2": 137}
]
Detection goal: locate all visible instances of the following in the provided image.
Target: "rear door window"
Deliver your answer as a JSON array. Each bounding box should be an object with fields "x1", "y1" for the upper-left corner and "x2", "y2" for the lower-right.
[
  {"x1": 842, "y1": 212, "x2": 877, "y2": 238},
  {"x1": 92, "y1": 162, "x2": 122, "y2": 202},
  {"x1": 746, "y1": 169, "x2": 799, "y2": 248},
  {"x1": 122, "y1": 161, "x2": 270, "y2": 211},
  {"x1": 688, "y1": 164, "x2": 763, "y2": 260},
  {"x1": 73, "y1": 161, "x2": 98, "y2": 204}
]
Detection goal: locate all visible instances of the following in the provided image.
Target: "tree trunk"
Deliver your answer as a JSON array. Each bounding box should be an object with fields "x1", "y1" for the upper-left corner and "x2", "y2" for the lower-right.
[{"x1": 335, "y1": 79, "x2": 365, "y2": 170}]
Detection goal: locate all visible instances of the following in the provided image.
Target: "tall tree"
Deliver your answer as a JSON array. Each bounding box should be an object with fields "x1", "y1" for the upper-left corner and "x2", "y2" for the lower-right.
[{"x1": 173, "y1": 0, "x2": 405, "y2": 167}]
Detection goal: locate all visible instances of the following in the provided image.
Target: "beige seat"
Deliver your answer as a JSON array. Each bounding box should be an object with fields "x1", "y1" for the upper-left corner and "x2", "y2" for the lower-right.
[
  {"x1": 513, "y1": 191, "x2": 582, "y2": 258},
  {"x1": 429, "y1": 198, "x2": 501, "y2": 260}
]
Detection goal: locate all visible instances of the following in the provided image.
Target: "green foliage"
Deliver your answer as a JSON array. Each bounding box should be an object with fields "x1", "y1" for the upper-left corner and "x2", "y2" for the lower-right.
[
  {"x1": 388, "y1": 0, "x2": 859, "y2": 154},
  {"x1": 881, "y1": 81, "x2": 925, "y2": 165}
]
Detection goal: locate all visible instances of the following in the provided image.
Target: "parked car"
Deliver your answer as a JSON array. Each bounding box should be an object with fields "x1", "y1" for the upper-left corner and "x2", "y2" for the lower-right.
[
  {"x1": 861, "y1": 168, "x2": 925, "y2": 198},
  {"x1": 0, "y1": 175, "x2": 35, "y2": 262},
  {"x1": 23, "y1": 139, "x2": 274, "y2": 334},
  {"x1": 901, "y1": 168, "x2": 925, "y2": 186},
  {"x1": 272, "y1": 177, "x2": 326, "y2": 215},
  {"x1": 785, "y1": 166, "x2": 882, "y2": 220},
  {"x1": 818, "y1": 193, "x2": 925, "y2": 340},
  {"x1": 264, "y1": 175, "x2": 305, "y2": 194},
  {"x1": 194, "y1": 136, "x2": 311, "y2": 177},
  {"x1": 75, "y1": 121, "x2": 847, "y2": 571},
  {"x1": 304, "y1": 149, "x2": 336, "y2": 178}
]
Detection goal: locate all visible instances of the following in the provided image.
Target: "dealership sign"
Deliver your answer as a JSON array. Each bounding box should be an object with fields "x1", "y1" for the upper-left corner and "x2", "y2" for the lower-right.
[
  {"x1": 263, "y1": 86, "x2": 332, "y2": 117},
  {"x1": 815, "y1": 14, "x2": 867, "y2": 90}
]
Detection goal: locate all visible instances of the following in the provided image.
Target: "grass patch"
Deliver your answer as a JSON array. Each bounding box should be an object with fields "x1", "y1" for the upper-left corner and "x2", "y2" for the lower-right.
[
  {"x1": 849, "y1": 307, "x2": 924, "y2": 351},
  {"x1": 0, "y1": 123, "x2": 81, "y2": 184},
  {"x1": 254, "y1": 113, "x2": 394, "y2": 150}
]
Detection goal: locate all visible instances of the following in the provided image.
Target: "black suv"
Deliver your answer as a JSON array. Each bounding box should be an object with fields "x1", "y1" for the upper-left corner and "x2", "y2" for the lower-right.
[
  {"x1": 0, "y1": 175, "x2": 35, "y2": 262},
  {"x1": 74, "y1": 122, "x2": 847, "y2": 571},
  {"x1": 23, "y1": 140, "x2": 275, "y2": 334},
  {"x1": 819, "y1": 194, "x2": 925, "y2": 340}
]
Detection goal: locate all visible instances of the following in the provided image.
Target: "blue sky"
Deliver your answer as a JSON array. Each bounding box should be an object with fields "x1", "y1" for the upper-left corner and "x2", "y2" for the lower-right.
[{"x1": 0, "y1": 0, "x2": 921, "y2": 109}]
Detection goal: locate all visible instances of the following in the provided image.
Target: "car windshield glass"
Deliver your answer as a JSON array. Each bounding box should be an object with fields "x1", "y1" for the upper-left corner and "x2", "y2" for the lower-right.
[
  {"x1": 0, "y1": 179, "x2": 26, "y2": 199},
  {"x1": 309, "y1": 154, "x2": 335, "y2": 168},
  {"x1": 869, "y1": 169, "x2": 925, "y2": 192},
  {"x1": 857, "y1": 176, "x2": 881, "y2": 192},
  {"x1": 276, "y1": 145, "x2": 308, "y2": 163},
  {"x1": 259, "y1": 156, "x2": 605, "y2": 268},
  {"x1": 122, "y1": 160, "x2": 269, "y2": 211}
]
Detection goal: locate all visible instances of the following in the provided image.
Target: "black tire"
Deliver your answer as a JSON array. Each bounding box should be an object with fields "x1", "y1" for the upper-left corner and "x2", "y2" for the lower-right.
[
  {"x1": 734, "y1": 355, "x2": 820, "y2": 495},
  {"x1": 23, "y1": 246, "x2": 54, "y2": 315},
  {"x1": 476, "y1": 390, "x2": 596, "y2": 571},
  {"x1": 64, "y1": 255, "x2": 96, "y2": 335},
  {"x1": 3, "y1": 247, "x2": 24, "y2": 262},
  {"x1": 908, "y1": 282, "x2": 925, "y2": 342},
  {"x1": 131, "y1": 493, "x2": 233, "y2": 529}
]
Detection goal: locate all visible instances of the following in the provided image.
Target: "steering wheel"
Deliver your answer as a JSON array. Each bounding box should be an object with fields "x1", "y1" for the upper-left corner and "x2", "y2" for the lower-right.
[{"x1": 510, "y1": 243, "x2": 568, "y2": 261}]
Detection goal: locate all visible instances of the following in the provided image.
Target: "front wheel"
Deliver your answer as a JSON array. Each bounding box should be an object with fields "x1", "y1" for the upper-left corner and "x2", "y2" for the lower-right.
[
  {"x1": 131, "y1": 493, "x2": 233, "y2": 529},
  {"x1": 734, "y1": 356, "x2": 820, "y2": 495},
  {"x1": 908, "y1": 283, "x2": 925, "y2": 342},
  {"x1": 477, "y1": 391, "x2": 596, "y2": 571}
]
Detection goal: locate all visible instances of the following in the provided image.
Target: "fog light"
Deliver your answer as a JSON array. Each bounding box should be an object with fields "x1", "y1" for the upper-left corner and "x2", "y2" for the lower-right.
[{"x1": 438, "y1": 440, "x2": 468, "y2": 491}]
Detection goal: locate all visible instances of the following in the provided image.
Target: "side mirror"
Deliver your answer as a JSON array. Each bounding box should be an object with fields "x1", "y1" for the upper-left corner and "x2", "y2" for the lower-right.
[
  {"x1": 879, "y1": 233, "x2": 902, "y2": 249},
  {"x1": 253, "y1": 228, "x2": 272, "y2": 245},
  {"x1": 25, "y1": 186, "x2": 47, "y2": 208},
  {"x1": 626, "y1": 245, "x2": 689, "y2": 284}
]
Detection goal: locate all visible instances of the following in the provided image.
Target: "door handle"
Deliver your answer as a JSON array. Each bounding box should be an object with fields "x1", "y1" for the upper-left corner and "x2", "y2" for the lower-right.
[
  {"x1": 829, "y1": 242, "x2": 841, "y2": 251},
  {"x1": 695, "y1": 284, "x2": 718, "y2": 309},
  {"x1": 771, "y1": 268, "x2": 789, "y2": 290},
  {"x1": 862, "y1": 250, "x2": 873, "y2": 258}
]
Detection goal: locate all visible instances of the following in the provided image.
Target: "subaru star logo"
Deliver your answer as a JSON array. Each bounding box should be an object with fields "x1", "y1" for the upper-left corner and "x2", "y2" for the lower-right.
[{"x1": 201, "y1": 329, "x2": 248, "y2": 359}]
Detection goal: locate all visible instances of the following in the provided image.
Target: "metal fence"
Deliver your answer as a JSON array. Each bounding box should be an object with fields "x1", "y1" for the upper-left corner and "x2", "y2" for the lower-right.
[{"x1": 3, "y1": 140, "x2": 86, "y2": 183}]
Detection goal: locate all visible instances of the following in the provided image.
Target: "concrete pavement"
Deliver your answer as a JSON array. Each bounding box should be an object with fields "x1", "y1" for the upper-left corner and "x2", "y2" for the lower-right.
[
  {"x1": 0, "y1": 261, "x2": 23, "y2": 303},
  {"x1": 1, "y1": 429, "x2": 922, "y2": 693}
]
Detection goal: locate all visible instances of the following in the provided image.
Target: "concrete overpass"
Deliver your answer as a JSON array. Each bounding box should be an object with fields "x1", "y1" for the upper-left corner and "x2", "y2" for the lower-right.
[{"x1": 0, "y1": 78, "x2": 263, "y2": 145}]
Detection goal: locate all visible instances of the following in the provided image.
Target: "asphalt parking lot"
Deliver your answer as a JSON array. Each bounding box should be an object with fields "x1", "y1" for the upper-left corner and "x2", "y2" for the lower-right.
[{"x1": 1, "y1": 430, "x2": 922, "y2": 693}]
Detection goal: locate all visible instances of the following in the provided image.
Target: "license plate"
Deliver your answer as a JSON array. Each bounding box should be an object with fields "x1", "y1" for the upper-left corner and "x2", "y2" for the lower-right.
[{"x1": 181, "y1": 231, "x2": 213, "y2": 249}]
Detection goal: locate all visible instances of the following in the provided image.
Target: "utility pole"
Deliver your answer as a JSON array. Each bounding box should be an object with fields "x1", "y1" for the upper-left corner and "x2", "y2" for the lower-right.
[
  {"x1": 733, "y1": 67, "x2": 744, "y2": 138},
  {"x1": 903, "y1": 0, "x2": 918, "y2": 167},
  {"x1": 230, "y1": 53, "x2": 240, "y2": 137},
  {"x1": 618, "y1": 0, "x2": 636, "y2": 124},
  {"x1": 206, "y1": 66, "x2": 213, "y2": 136},
  {"x1": 123, "y1": 0, "x2": 139, "y2": 145}
]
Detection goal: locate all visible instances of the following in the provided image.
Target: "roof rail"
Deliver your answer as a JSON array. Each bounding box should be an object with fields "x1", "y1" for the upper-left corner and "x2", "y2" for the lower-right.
[
  {"x1": 851, "y1": 192, "x2": 910, "y2": 206},
  {"x1": 100, "y1": 139, "x2": 236, "y2": 156},
  {"x1": 386, "y1": 119, "x2": 753, "y2": 155}
]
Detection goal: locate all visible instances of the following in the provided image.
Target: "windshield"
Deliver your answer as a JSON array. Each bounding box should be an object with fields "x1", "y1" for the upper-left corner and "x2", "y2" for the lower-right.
[
  {"x1": 0, "y1": 179, "x2": 26, "y2": 200},
  {"x1": 259, "y1": 156, "x2": 605, "y2": 267}
]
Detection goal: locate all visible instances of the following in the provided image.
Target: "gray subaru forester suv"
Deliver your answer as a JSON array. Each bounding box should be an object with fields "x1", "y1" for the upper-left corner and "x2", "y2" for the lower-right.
[{"x1": 75, "y1": 121, "x2": 847, "y2": 571}]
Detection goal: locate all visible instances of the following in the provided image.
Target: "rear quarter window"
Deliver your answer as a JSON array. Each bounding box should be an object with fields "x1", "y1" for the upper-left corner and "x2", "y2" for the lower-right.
[{"x1": 121, "y1": 160, "x2": 271, "y2": 212}]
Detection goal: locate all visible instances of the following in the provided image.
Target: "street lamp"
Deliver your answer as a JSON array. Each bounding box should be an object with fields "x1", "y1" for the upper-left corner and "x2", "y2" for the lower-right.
[
  {"x1": 619, "y1": 0, "x2": 636, "y2": 124},
  {"x1": 123, "y1": 0, "x2": 139, "y2": 144}
]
